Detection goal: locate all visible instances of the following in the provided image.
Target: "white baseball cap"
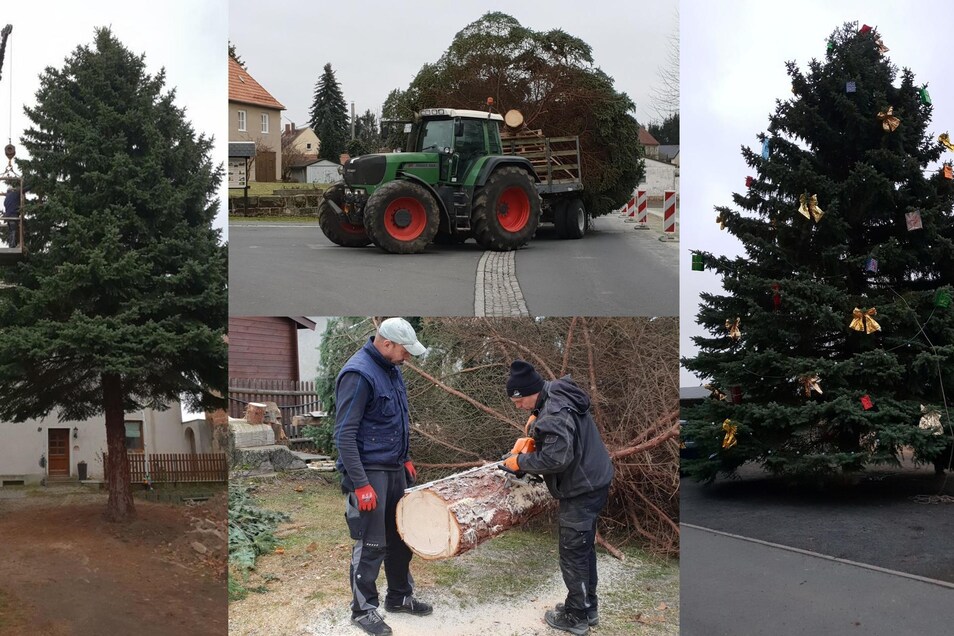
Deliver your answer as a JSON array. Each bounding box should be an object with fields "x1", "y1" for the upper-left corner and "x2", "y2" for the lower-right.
[{"x1": 378, "y1": 317, "x2": 426, "y2": 356}]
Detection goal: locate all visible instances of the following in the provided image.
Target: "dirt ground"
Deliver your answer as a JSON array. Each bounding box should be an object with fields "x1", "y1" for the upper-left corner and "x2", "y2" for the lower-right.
[
  {"x1": 228, "y1": 471, "x2": 679, "y2": 636},
  {"x1": 0, "y1": 485, "x2": 227, "y2": 635},
  {"x1": 681, "y1": 449, "x2": 954, "y2": 582}
]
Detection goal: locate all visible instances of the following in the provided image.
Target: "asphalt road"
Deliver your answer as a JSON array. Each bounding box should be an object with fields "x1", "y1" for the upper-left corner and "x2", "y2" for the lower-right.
[
  {"x1": 680, "y1": 462, "x2": 954, "y2": 582},
  {"x1": 680, "y1": 525, "x2": 954, "y2": 636},
  {"x1": 227, "y1": 212, "x2": 678, "y2": 317}
]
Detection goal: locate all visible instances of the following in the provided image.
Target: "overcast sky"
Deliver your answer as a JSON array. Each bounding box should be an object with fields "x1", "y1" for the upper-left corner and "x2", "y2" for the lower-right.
[
  {"x1": 229, "y1": 0, "x2": 677, "y2": 131},
  {"x1": 680, "y1": 1, "x2": 954, "y2": 386},
  {"x1": 2, "y1": 1, "x2": 227, "y2": 235}
]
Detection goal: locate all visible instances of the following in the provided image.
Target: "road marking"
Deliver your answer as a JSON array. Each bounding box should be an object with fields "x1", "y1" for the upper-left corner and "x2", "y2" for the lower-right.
[
  {"x1": 474, "y1": 251, "x2": 529, "y2": 317},
  {"x1": 682, "y1": 523, "x2": 954, "y2": 590}
]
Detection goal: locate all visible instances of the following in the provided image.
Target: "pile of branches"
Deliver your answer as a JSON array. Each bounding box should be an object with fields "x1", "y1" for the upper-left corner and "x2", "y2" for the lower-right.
[
  {"x1": 228, "y1": 482, "x2": 289, "y2": 571},
  {"x1": 318, "y1": 317, "x2": 679, "y2": 555}
]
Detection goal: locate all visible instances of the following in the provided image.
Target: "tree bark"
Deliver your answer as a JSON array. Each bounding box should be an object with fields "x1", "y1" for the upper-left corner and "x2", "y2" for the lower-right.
[
  {"x1": 396, "y1": 463, "x2": 552, "y2": 560},
  {"x1": 102, "y1": 373, "x2": 135, "y2": 522}
]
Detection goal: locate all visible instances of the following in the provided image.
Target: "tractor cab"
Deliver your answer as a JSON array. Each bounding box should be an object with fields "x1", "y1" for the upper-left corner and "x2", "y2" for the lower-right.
[{"x1": 407, "y1": 108, "x2": 504, "y2": 184}]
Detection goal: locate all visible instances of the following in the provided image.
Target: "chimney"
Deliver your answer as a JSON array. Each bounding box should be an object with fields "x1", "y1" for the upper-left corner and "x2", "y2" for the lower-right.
[{"x1": 284, "y1": 123, "x2": 291, "y2": 134}]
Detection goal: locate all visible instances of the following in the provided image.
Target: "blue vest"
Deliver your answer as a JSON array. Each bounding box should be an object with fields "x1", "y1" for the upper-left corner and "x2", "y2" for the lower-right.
[{"x1": 335, "y1": 338, "x2": 410, "y2": 466}]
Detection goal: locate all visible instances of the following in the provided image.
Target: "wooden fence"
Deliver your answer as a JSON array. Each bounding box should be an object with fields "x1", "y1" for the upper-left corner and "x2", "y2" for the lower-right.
[
  {"x1": 104, "y1": 452, "x2": 228, "y2": 483},
  {"x1": 228, "y1": 378, "x2": 322, "y2": 425}
]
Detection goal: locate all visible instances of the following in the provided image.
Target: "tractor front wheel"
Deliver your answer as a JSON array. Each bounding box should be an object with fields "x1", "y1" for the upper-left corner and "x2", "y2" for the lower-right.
[
  {"x1": 364, "y1": 180, "x2": 440, "y2": 254},
  {"x1": 317, "y1": 185, "x2": 371, "y2": 247},
  {"x1": 472, "y1": 166, "x2": 540, "y2": 251}
]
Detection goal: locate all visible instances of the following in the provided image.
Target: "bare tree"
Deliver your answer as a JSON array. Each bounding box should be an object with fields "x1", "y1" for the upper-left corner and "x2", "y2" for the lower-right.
[{"x1": 648, "y1": 8, "x2": 679, "y2": 120}]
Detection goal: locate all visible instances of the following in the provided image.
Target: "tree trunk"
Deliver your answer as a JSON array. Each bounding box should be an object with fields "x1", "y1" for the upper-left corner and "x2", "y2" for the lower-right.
[
  {"x1": 396, "y1": 463, "x2": 552, "y2": 560},
  {"x1": 103, "y1": 373, "x2": 135, "y2": 522}
]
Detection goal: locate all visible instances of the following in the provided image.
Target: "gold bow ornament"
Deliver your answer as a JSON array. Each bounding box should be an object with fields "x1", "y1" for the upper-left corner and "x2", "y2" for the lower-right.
[
  {"x1": 725, "y1": 317, "x2": 742, "y2": 341},
  {"x1": 800, "y1": 375, "x2": 823, "y2": 398},
  {"x1": 877, "y1": 106, "x2": 900, "y2": 132},
  {"x1": 798, "y1": 193, "x2": 824, "y2": 222},
  {"x1": 918, "y1": 405, "x2": 943, "y2": 435},
  {"x1": 722, "y1": 419, "x2": 738, "y2": 449},
  {"x1": 874, "y1": 35, "x2": 889, "y2": 53},
  {"x1": 716, "y1": 212, "x2": 727, "y2": 230},
  {"x1": 849, "y1": 307, "x2": 881, "y2": 334},
  {"x1": 941, "y1": 132, "x2": 954, "y2": 152}
]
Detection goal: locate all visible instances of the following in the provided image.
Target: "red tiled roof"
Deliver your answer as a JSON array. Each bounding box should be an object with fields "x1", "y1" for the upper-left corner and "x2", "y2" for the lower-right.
[
  {"x1": 229, "y1": 56, "x2": 285, "y2": 110},
  {"x1": 638, "y1": 127, "x2": 660, "y2": 146}
]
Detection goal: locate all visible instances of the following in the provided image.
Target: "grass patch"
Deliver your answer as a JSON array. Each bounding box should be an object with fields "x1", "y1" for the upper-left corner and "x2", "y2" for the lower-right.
[{"x1": 229, "y1": 215, "x2": 319, "y2": 224}]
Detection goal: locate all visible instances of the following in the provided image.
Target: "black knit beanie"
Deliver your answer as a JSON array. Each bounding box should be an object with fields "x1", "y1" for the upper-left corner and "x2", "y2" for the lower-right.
[{"x1": 506, "y1": 360, "x2": 544, "y2": 398}]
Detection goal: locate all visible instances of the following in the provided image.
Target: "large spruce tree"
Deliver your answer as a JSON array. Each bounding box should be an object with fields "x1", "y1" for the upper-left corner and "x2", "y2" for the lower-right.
[
  {"x1": 684, "y1": 24, "x2": 954, "y2": 481},
  {"x1": 0, "y1": 29, "x2": 227, "y2": 520},
  {"x1": 308, "y1": 62, "x2": 349, "y2": 163}
]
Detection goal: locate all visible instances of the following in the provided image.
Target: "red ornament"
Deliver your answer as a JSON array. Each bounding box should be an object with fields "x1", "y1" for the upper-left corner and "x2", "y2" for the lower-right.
[
  {"x1": 730, "y1": 386, "x2": 743, "y2": 404},
  {"x1": 859, "y1": 24, "x2": 873, "y2": 35},
  {"x1": 861, "y1": 395, "x2": 873, "y2": 410},
  {"x1": 745, "y1": 176, "x2": 754, "y2": 188},
  {"x1": 944, "y1": 164, "x2": 953, "y2": 180},
  {"x1": 772, "y1": 283, "x2": 781, "y2": 311}
]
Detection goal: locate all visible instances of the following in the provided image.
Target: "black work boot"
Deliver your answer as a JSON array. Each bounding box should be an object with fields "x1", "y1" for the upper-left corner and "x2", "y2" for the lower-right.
[
  {"x1": 555, "y1": 602, "x2": 599, "y2": 626},
  {"x1": 384, "y1": 595, "x2": 433, "y2": 616},
  {"x1": 545, "y1": 608, "x2": 589, "y2": 635},
  {"x1": 351, "y1": 609, "x2": 393, "y2": 635}
]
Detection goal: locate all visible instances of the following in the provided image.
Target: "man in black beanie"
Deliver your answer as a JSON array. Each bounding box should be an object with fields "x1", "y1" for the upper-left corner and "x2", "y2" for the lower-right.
[{"x1": 501, "y1": 360, "x2": 614, "y2": 636}]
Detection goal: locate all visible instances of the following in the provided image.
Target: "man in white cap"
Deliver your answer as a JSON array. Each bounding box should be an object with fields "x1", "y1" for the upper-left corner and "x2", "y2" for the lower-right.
[{"x1": 334, "y1": 317, "x2": 431, "y2": 636}]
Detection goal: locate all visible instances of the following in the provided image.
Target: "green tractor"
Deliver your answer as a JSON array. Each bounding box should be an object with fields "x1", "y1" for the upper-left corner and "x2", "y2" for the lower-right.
[{"x1": 319, "y1": 107, "x2": 583, "y2": 254}]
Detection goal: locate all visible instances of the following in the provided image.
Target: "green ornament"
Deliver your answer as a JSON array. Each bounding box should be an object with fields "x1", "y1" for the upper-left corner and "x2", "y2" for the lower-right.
[
  {"x1": 692, "y1": 253, "x2": 704, "y2": 271},
  {"x1": 827, "y1": 39, "x2": 834, "y2": 52},
  {"x1": 934, "y1": 289, "x2": 952, "y2": 308},
  {"x1": 919, "y1": 85, "x2": 932, "y2": 106}
]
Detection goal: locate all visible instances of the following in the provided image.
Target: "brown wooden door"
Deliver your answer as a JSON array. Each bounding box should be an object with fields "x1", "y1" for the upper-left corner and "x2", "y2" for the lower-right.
[
  {"x1": 48, "y1": 428, "x2": 70, "y2": 476},
  {"x1": 256, "y1": 151, "x2": 276, "y2": 182}
]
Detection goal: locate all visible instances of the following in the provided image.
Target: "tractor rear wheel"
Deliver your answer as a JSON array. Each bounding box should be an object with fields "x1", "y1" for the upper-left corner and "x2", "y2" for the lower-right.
[
  {"x1": 472, "y1": 166, "x2": 540, "y2": 251},
  {"x1": 364, "y1": 180, "x2": 440, "y2": 254},
  {"x1": 317, "y1": 185, "x2": 371, "y2": 247},
  {"x1": 555, "y1": 198, "x2": 586, "y2": 240}
]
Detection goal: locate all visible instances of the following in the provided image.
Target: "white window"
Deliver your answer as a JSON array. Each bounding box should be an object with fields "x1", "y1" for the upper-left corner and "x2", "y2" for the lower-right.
[
  {"x1": 261, "y1": 113, "x2": 269, "y2": 134},
  {"x1": 237, "y1": 110, "x2": 247, "y2": 132}
]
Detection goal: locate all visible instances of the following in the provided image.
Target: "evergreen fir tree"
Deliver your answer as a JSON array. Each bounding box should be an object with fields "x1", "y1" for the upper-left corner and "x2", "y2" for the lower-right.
[
  {"x1": 684, "y1": 24, "x2": 954, "y2": 482},
  {"x1": 0, "y1": 29, "x2": 227, "y2": 520},
  {"x1": 308, "y1": 63, "x2": 349, "y2": 162}
]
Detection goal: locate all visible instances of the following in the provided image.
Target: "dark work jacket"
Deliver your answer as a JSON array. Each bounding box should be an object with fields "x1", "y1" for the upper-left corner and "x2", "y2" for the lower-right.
[
  {"x1": 518, "y1": 376, "x2": 614, "y2": 499},
  {"x1": 334, "y1": 338, "x2": 410, "y2": 483}
]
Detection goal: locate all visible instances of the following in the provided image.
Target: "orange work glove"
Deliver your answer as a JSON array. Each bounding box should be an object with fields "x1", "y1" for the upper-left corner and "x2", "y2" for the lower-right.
[
  {"x1": 500, "y1": 453, "x2": 521, "y2": 473},
  {"x1": 509, "y1": 437, "x2": 536, "y2": 455},
  {"x1": 404, "y1": 460, "x2": 417, "y2": 482},
  {"x1": 354, "y1": 483, "x2": 377, "y2": 512}
]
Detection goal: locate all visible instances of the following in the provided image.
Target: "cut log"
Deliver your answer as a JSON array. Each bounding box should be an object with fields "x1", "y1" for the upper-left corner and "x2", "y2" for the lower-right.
[
  {"x1": 396, "y1": 463, "x2": 552, "y2": 560},
  {"x1": 245, "y1": 402, "x2": 266, "y2": 425}
]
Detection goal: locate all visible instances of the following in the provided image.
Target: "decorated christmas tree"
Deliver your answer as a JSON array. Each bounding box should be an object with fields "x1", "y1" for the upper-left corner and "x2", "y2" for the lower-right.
[{"x1": 683, "y1": 23, "x2": 954, "y2": 481}]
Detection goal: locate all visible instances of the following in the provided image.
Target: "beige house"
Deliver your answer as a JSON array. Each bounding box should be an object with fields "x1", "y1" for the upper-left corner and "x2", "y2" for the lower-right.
[
  {"x1": 0, "y1": 405, "x2": 211, "y2": 486},
  {"x1": 282, "y1": 123, "x2": 320, "y2": 157},
  {"x1": 229, "y1": 56, "x2": 285, "y2": 182}
]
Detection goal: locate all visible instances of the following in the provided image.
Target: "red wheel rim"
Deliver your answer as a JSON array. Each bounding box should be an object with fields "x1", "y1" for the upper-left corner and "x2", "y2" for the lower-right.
[
  {"x1": 384, "y1": 197, "x2": 427, "y2": 241},
  {"x1": 497, "y1": 186, "x2": 530, "y2": 232},
  {"x1": 341, "y1": 221, "x2": 366, "y2": 236}
]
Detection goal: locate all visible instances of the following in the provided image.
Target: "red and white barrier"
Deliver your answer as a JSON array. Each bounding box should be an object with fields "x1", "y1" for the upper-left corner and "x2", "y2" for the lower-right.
[
  {"x1": 620, "y1": 196, "x2": 636, "y2": 217},
  {"x1": 663, "y1": 190, "x2": 677, "y2": 234},
  {"x1": 635, "y1": 190, "x2": 648, "y2": 226}
]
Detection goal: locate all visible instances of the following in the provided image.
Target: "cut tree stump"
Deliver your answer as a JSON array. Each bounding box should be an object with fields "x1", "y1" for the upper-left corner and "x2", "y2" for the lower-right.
[{"x1": 396, "y1": 463, "x2": 552, "y2": 560}]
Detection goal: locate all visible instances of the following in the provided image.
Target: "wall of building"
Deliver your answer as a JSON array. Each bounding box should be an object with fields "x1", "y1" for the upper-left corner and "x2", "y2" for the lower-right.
[
  {"x1": 636, "y1": 158, "x2": 680, "y2": 203},
  {"x1": 228, "y1": 317, "x2": 299, "y2": 381},
  {"x1": 0, "y1": 406, "x2": 194, "y2": 484},
  {"x1": 229, "y1": 102, "x2": 283, "y2": 181}
]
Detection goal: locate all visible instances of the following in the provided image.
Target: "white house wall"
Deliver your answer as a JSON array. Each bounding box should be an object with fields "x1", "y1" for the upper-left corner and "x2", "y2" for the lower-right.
[
  {"x1": 0, "y1": 405, "x2": 193, "y2": 484},
  {"x1": 636, "y1": 158, "x2": 680, "y2": 201}
]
